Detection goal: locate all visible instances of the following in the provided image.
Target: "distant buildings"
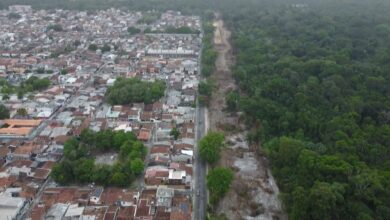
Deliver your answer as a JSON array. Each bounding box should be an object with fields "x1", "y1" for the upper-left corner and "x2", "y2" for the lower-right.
[{"x1": 0, "y1": 7, "x2": 201, "y2": 220}]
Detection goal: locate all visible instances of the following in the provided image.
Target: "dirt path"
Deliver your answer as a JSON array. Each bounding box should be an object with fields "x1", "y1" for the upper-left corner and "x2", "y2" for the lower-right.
[
  {"x1": 209, "y1": 18, "x2": 237, "y2": 131},
  {"x1": 209, "y1": 16, "x2": 287, "y2": 220}
]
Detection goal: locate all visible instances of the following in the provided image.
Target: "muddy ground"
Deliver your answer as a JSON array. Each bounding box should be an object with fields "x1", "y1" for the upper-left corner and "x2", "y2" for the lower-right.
[{"x1": 209, "y1": 16, "x2": 287, "y2": 220}]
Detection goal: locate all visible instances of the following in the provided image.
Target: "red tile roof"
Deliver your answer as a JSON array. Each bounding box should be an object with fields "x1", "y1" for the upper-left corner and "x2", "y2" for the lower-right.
[{"x1": 150, "y1": 146, "x2": 170, "y2": 154}]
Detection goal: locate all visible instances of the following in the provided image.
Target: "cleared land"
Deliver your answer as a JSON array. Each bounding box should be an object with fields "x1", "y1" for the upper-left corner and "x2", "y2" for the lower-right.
[{"x1": 209, "y1": 16, "x2": 287, "y2": 220}]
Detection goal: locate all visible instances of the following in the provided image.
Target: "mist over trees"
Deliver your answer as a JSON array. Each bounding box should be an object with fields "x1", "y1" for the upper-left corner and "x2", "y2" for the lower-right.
[
  {"x1": 5, "y1": 0, "x2": 390, "y2": 219},
  {"x1": 220, "y1": 0, "x2": 390, "y2": 219}
]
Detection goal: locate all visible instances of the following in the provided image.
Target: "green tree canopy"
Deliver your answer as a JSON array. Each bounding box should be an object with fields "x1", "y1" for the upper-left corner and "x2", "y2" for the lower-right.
[
  {"x1": 88, "y1": 43, "x2": 98, "y2": 51},
  {"x1": 131, "y1": 158, "x2": 145, "y2": 175},
  {"x1": 16, "y1": 108, "x2": 28, "y2": 117},
  {"x1": 170, "y1": 127, "x2": 180, "y2": 140},
  {"x1": 101, "y1": 44, "x2": 111, "y2": 53},
  {"x1": 127, "y1": 26, "x2": 141, "y2": 35},
  {"x1": 207, "y1": 167, "x2": 234, "y2": 205},
  {"x1": 105, "y1": 77, "x2": 165, "y2": 105},
  {"x1": 199, "y1": 132, "x2": 225, "y2": 164},
  {"x1": 0, "y1": 104, "x2": 10, "y2": 119},
  {"x1": 51, "y1": 129, "x2": 146, "y2": 187}
]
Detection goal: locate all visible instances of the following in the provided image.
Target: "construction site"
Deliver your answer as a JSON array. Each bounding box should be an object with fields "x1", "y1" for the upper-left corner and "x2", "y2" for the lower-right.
[{"x1": 209, "y1": 16, "x2": 287, "y2": 220}]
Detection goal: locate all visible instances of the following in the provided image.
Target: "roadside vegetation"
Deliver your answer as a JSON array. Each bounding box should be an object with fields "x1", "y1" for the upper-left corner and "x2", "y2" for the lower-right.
[
  {"x1": 201, "y1": 20, "x2": 217, "y2": 78},
  {"x1": 199, "y1": 131, "x2": 234, "y2": 213},
  {"x1": 199, "y1": 131, "x2": 224, "y2": 164},
  {"x1": 51, "y1": 129, "x2": 147, "y2": 187},
  {"x1": 198, "y1": 79, "x2": 213, "y2": 106},
  {"x1": 207, "y1": 167, "x2": 233, "y2": 205},
  {"x1": 198, "y1": 13, "x2": 217, "y2": 107},
  {"x1": 105, "y1": 77, "x2": 165, "y2": 105}
]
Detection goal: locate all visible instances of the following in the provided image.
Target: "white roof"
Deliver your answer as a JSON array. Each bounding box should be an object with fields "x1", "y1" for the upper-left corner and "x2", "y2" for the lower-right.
[
  {"x1": 37, "y1": 110, "x2": 52, "y2": 118},
  {"x1": 81, "y1": 215, "x2": 96, "y2": 220},
  {"x1": 181, "y1": 150, "x2": 193, "y2": 156},
  {"x1": 65, "y1": 204, "x2": 84, "y2": 217},
  {"x1": 66, "y1": 77, "x2": 77, "y2": 84},
  {"x1": 114, "y1": 124, "x2": 132, "y2": 132},
  {"x1": 0, "y1": 195, "x2": 25, "y2": 207},
  {"x1": 168, "y1": 169, "x2": 186, "y2": 179},
  {"x1": 0, "y1": 195, "x2": 24, "y2": 220},
  {"x1": 36, "y1": 97, "x2": 50, "y2": 103},
  {"x1": 107, "y1": 78, "x2": 116, "y2": 84}
]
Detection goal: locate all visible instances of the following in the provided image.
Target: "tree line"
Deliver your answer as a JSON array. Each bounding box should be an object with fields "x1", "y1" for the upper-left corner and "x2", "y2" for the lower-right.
[{"x1": 199, "y1": 12, "x2": 217, "y2": 107}]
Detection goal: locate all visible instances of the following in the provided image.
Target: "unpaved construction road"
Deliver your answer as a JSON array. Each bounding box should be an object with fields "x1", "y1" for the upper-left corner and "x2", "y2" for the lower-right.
[
  {"x1": 209, "y1": 16, "x2": 287, "y2": 220},
  {"x1": 209, "y1": 18, "x2": 237, "y2": 131}
]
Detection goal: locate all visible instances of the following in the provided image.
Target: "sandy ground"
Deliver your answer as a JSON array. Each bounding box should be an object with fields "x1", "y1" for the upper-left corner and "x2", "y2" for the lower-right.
[
  {"x1": 95, "y1": 153, "x2": 118, "y2": 166},
  {"x1": 209, "y1": 15, "x2": 287, "y2": 220}
]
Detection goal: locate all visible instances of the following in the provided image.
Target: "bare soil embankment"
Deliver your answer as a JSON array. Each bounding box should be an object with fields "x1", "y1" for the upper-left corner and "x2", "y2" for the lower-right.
[{"x1": 209, "y1": 16, "x2": 287, "y2": 220}]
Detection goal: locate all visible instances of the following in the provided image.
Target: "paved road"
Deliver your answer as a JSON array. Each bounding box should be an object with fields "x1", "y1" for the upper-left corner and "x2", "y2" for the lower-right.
[
  {"x1": 193, "y1": 21, "x2": 209, "y2": 220},
  {"x1": 193, "y1": 104, "x2": 207, "y2": 220}
]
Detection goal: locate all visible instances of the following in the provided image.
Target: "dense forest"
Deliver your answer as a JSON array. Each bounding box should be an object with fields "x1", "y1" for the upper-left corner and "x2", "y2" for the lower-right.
[
  {"x1": 219, "y1": 0, "x2": 390, "y2": 219},
  {"x1": 4, "y1": 0, "x2": 390, "y2": 219}
]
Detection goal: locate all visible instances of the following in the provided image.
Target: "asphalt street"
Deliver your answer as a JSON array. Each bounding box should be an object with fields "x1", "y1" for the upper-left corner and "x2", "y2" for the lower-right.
[{"x1": 193, "y1": 105, "x2": 207, "y2": 220}]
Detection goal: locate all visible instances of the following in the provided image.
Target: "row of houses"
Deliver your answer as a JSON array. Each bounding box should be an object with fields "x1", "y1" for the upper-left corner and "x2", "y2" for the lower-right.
[{"x1": 0, "y1": 6, "x2": 202, "y2": 220}]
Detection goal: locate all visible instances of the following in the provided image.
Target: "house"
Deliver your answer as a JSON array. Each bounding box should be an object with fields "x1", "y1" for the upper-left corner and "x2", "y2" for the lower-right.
[
  {"x1": 117, "y1": 206, "x2": 136, "y2": 220},
  {"x1": 0, "y1": 146, "x2": 8, "y2": 167},
  {"x1": 135, "y1": 199, "x2": 153, "y2": 219},
  {"x1": 33, "y1": 168, "x2": 51, "y2": 180},
  {"x1": 170, "y1": 195, "x2": 191, "y2": 220},
  {"x1": 10, "y1": 142, "x2": 46, "y2": 161},
  {"x1": 144, "y1": 166, "x2": 169, "y2": 185},
  {"x1": 0, "y1": 119, "x2": 42, "y2": 137},
  {"x1": 148, "y1": 154, "x2": 170, "y2": 167},
  {"x1": 45, "y1": 203, "x2": 69, "y2": 220},
  {"x1": 140, "y1": 111, "x2": 153, "y2": 122},
  {"x1": 138, "y1": 129, "x2": 151, "y2": 142},
  {"x1": 168, "y1": 170, "x2": 186, "y2": 185},
  {"x1": 0, "y1": 194, "x2": 26, "y2": 220},
  {"x1": 63, "y1": 204, "x2": 84, "y2": 220},
  {"x1": 156, "y1": 186, "x2": 174, "y2": 207},
  {"x1": 171, "y1": 154, "x2": 192, "y2": 164},
  {"x1": 89, "y1": 187, "x2": 104, "y2": 204},
  {"x1": 128, "y1": 108, "x2": 141, "y2": 121}
]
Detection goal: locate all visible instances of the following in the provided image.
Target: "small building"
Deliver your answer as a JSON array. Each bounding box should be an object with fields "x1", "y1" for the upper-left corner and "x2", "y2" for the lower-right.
[
  {"x1": 156, "y1": 186, "x2": 174, "y2": 207},
  {"x1": 0, "y1": 194, "x2": 26, "y2": 220},
  {"x1": 90, "y1": 187, "x2": 104, "y2": 204},
  {"x1": 168, "y1": 170, "x2": 186, "y2": 185}
]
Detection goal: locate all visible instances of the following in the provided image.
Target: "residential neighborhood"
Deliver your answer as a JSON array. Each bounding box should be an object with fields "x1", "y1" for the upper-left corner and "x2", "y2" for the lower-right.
[{"x1": 0, "y1": 5, "x2": 202, "y2": 220}]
